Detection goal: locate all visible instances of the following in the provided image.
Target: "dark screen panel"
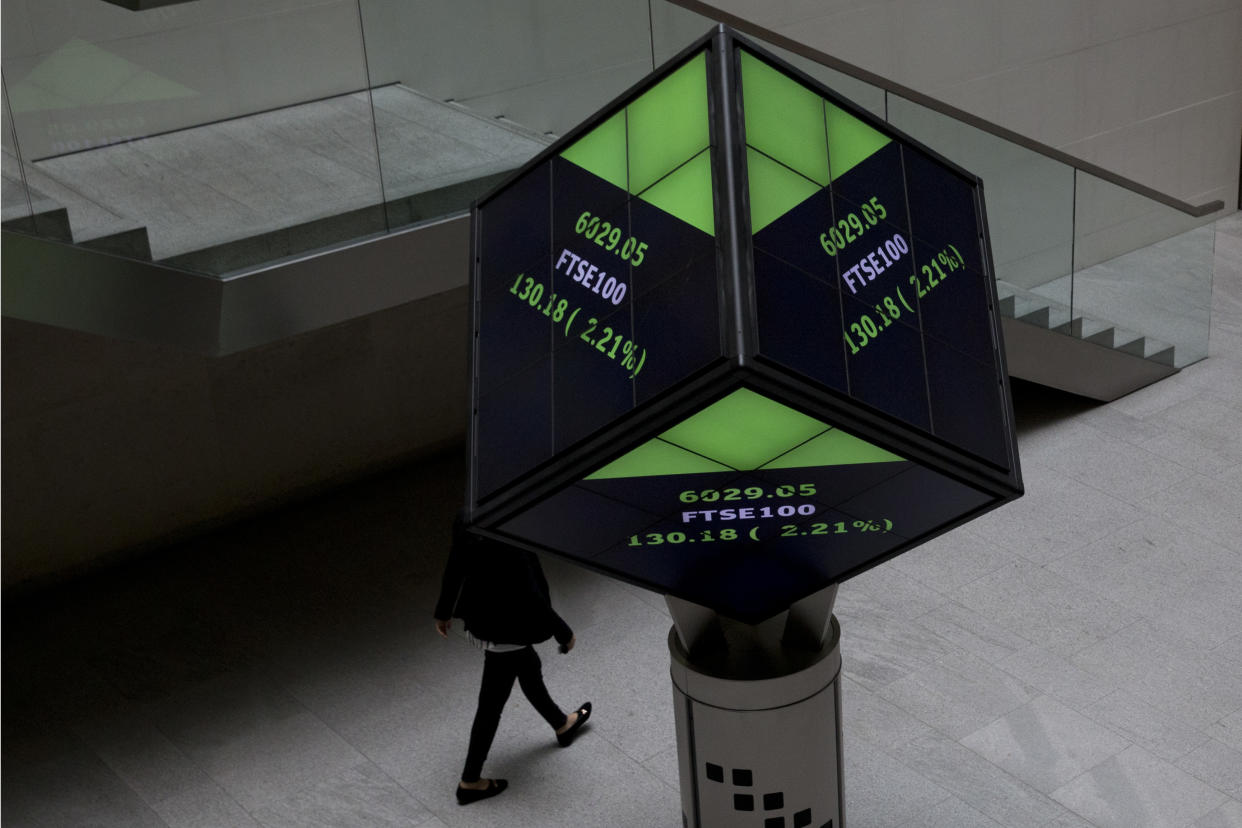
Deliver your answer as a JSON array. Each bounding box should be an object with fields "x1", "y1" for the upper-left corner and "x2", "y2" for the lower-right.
[
  {"x1": 753, "y1": 249, "x2": 848, "y2": 392},
  {"x1": 924, "y1": 339, "x2": 1011, "y2": 468},
  {"x1": 828, "y1": 140, "x2": 909, "y2": 235},
  {"x1": 632, "y1": 256, "x2": 722, "y2": 403},
  {"x1": 841, "y1": 290, "x2": 932, "y2": 429},
  {"x1": 476, "y1": 358, "x2": 552, "y2": 497},
  {"x1": 750, "y1": 185, "x2": 837, "y2": 281},
  {"x1": 552, "y1": 302, "x2": 637, "y2": 451},
  {"x1": 500, "y1": 453, "x2": 993, "y2": 622},
  {"x1": 627, "y1": 182, "x2": 717, "y2": 293},
  {"x1": 479, "y1": 163, "x2": 552, "y2": 300},
  {"x1": 903, "y1": 147, "x2": 985, "y2": 274}
]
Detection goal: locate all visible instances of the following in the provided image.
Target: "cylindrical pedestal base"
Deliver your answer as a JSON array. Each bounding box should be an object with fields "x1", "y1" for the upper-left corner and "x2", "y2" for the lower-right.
[{"x1": 669, "y1": 616, "x2": 844, "y2": 828}]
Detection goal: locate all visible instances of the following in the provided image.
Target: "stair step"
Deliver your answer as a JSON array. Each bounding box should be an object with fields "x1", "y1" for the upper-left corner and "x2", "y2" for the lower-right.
[
  {"x1": 1085, "y1": 326, "x2": 1144, "y2": 350},
  {"x1": 2, "y1": 206, "x2": 74, "y2": 243},
  {"x1": 1005, "y1": 293, "x2": 1048, "y2": 320},
  {"x1": 1018, "y1": 306, "x2": 1051, "y2": 327},
  {"x1": 79, "y1": 226, "x2": 153, "y2": 261},
  {"x1": 1146, "y1": 344, "x2": 1176, "y2": 366},
  {"x1": 1053, "y1": 317, "x2": 1113, "y2": 340}
]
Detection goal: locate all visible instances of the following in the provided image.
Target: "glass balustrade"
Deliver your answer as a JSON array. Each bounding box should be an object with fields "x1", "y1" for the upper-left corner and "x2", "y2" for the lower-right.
[
  {"x1": 1069, "y1": 171, "x2": 1215, "y2": 365},
  {"x1": 1, "y1": 0, "x2": 385, "y2": 274},
  {"x1": 355, "y1": 0, "x2": 675, "y2": 235},
  {"x1": 0, "y1": 0, "x2": 1221, "y2": 367},
  {"x1": 886, "y1": 93, "x2": 1077, "y2": 316},
  {"x1": 3, "y1": 75, "x2": 37, "y2": 232}
]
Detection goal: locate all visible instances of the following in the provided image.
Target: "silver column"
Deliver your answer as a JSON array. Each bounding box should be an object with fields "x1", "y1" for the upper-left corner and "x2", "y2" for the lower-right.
[{"x1": 668, "y1": 586, "x2": 844, "y2": 828}]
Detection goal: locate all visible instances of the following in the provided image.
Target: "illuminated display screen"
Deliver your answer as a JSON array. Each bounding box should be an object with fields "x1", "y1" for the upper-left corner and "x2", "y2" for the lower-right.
[
  {"x1": 470, "y1": 31, "x2": 1021, "y2": 623},
  {"x1": 474, "y1": 53, "x2": 720, "y2": 498}
]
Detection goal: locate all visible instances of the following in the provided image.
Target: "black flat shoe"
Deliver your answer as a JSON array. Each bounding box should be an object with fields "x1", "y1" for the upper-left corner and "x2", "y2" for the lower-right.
[
  {"x1": 456, "y1": 778, "x2": 508, "y2": 805},
  {"x1": 557, "y1": 702, "x2": 592, "y2": 747}
]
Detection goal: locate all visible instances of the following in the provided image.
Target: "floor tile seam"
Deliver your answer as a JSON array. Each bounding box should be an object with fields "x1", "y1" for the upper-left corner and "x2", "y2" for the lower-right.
[
  {"x1": 1137, "y1": 421, "x2": 1242, "y2": 472},
  {"x1": 1083, "y1": 693, "x2": 1216, "y2": 764},
  {"x1": 75, "y1": 714, "x2": 250, "y2": 817},
  {"x1": 910, "y1": 599, "x2": 1044, "y2": 662},
  {"x1": 980, "y1": 554, "x2": 1154, "y2": 624},
  {"x1": 633, "y1": 756, "x2": 682, "y2": 796},
  {"x1": 593, "y1": 725, "x2": 675, "y2": 766},
  {"x1": 241, "y1": 756, "x2": 436, "y2": 828},
  {"x1": 1172, "y1": 737, "x2": 1242, "y2": 800},
  {"x1": 72, "y1": 720, "x2": 252, "y2": 827},
  {"x1": 1086, "y1": 412, "x2": 1242, "y2": 476},
  {"x1": 1133, "y1": 474, "x2": 1242, "y2": 547},
  {"x1": 1048, "y1": 743, "x2": 1232, "y2": 826},
  {"x1": 1091, "y1": 674, "x2": 1242, "y2": 739},
  {"x1": 966, "y1": 478, "x2": 1149, "y2": 562},
  {"x1": 635, "y1": 749, "x2": 685, "y2": 794},
  {"x1": 1043, "y1": 441, "x2": 1202, "y2": 508},
  {"x1": 100, "y1": 139, "x2": 268, "y2": 216},
  {"x1": 883, "y1": 730, "x2": 1062, "y2": 824},
  {"x1": 988, "y1": 654, "x2": 1123, "y2": 717},
  {"x1": 878, "y1": 666, "x2": 1038, "y2": 741},
  {"x1": 960, "y1": 704, "x2": 1137, "y2": 800},
  {"x1": 1144, "y1": 398, "x2": 1242, "y2": 438},
  {"x1": 1043, "y1": 552, "x2": 1242, "y2": 620},
  {"x1": 888, "y1": 791, "x2": 961, "y2": 828},
  {"x1": 193, "y1": 675, "x2": 402, "y2": 815}
]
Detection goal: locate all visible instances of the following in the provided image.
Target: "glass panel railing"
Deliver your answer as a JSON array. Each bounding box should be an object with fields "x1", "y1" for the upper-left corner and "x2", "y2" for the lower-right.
[
  {"x1": 653, "y1": 4, "x2": 1220, "y2": 370},
  {"x1": 1, "y1": 0, "x2": 1221, "y2": 373},
  {"x1": 2, "y1": 71, "x2": 37, "y2": 231},
  {"x1": 886, "y1": 93, "x2": 1076, "y2": 317},
  {"x1": 651, "y1": 1, "x2": 722, "y2": 65},
  {"x1": 1, "y1": 0, "x2": 384, "y2": 275},
  {"x1": 1071, "y1": 171, "x2": 1215, "y2": 366},
  {"x1": 357, "y1": 0, "x2": 674, "y2": 233}
]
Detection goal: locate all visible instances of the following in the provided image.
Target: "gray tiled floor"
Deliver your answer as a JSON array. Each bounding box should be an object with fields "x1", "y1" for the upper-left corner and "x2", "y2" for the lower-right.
[{"x1": 3, "y1": 213, "x2": 1241, "y2": 826}]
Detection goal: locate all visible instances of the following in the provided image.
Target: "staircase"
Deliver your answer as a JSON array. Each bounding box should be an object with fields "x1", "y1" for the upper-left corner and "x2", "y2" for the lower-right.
[
  {"x1": 3, "y1": 84, "x2": 552, "y2": 276},
  {"x1": 994, "y1": 281, "x2": 1179, "y2": 400}
]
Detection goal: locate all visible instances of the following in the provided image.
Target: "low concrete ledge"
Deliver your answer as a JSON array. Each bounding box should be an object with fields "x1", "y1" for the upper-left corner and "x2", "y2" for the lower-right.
[{"x1": 2, "y1": 212, "x2": 471, "y2": 355}]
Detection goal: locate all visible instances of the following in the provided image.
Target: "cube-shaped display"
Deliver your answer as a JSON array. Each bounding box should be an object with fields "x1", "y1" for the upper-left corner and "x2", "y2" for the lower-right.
[{"x1": 467, "y1": 27, "x2": 1022, "y2": 623}]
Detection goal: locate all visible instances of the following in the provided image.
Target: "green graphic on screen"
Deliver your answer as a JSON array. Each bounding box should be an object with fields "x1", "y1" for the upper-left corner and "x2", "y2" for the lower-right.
[
  {"x1": 561, "y1": 53, "x2": 715, "y2": 237},
  {"x1": 587, "y1": 388, "x2": 902, "y2": 479},
  {"x1": 741, "y1": 51, "x2": 890, "y2": 233}
]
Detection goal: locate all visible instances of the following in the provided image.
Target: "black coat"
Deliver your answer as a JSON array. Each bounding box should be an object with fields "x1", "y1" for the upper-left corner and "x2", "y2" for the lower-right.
[{"x1": 434, "y1": 519, "x2": 573, "y2": 648}]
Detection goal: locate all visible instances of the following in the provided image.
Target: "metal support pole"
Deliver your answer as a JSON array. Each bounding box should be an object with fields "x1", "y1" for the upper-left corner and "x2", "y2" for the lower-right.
[{"x1": 668, "y1": 586, "x2": 845, "y2": 828}]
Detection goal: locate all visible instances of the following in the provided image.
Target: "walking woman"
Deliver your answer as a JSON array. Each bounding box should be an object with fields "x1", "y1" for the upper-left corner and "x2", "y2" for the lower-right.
[{"x1": 434, "y1": 513, "x2": 592, "y2": 805}]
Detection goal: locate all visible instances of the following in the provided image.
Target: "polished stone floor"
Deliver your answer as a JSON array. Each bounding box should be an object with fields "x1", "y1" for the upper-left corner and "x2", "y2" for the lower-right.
[{"x1": 3, "y1": 213, "x2": 1240, "y2": 826}]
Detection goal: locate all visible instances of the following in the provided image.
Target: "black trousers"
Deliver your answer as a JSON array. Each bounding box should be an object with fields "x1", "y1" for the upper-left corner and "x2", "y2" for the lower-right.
[{"x1": 461, "y1": 645, "x2": 567, "y2": 782}]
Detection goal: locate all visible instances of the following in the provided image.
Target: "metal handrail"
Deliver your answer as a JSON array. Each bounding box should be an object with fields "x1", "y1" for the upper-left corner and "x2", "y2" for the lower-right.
[{"x1": 667, "y1": 0, "x2": 1225, "y2": 218}]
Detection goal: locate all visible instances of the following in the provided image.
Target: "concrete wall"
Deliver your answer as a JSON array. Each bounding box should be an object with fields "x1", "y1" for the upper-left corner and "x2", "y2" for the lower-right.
[{"x1": 1, "y1": 288, "x2": 468, "y2": 588}]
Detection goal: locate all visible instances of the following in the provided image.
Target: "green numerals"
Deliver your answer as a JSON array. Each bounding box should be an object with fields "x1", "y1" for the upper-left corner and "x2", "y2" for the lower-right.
[
  {"x1": 626, "y1": 528, "x2": 742, "y2": 546},
  {"x1": 908, "y1": 244, "x2": 966, "y2": 299},
  {"x1": 678, "y1": 483, "x2": 815, "y2": 503},
  {"x1": 779, "y1": 518, "x2": 892, "y2": 536},
  {"x1": 820, "y1": 196, "x2": 887, "y2": 256},
  {"x1": 575, "y1": 211, "x2": 648, "y2": 266}
]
